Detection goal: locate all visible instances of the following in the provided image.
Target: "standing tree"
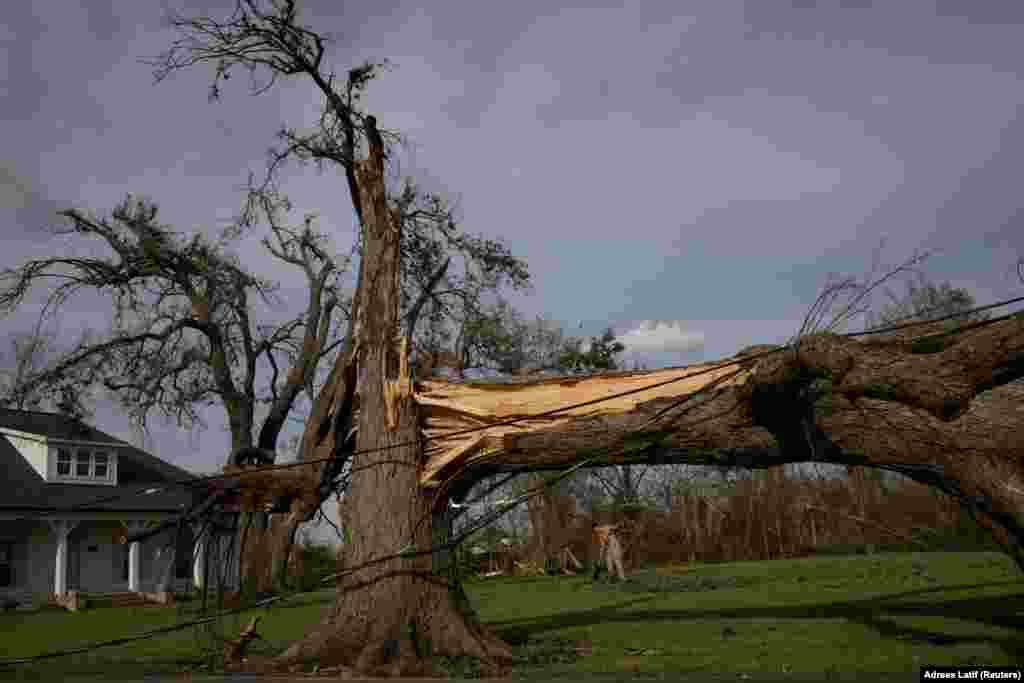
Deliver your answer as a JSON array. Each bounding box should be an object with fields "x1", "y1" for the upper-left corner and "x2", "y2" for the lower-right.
[
  {"x1": 0, "y1": 101, "x2": 527, "y2": 604},
  {"x1": 0, "y1": 174, "x2": 526, "y2": 599},
  {"x1": 0, "y1": 197, "x2": 350, "y2": 592},
  {"x1": 524, "y1": 314, "x2": 570, "y2": 370},
  {"x1": 456, "y1": 297, "x2": 527, "y2": 373},
  {"x1": 413, "y1": 292, "x2": 567, "y2": 378},
  {"x1": 134, "y1": 2, "x2": 1024, "y2": 674},
  {"x1": 145, "y1": 0, "x2": 515, "y2": 673},
  {"x1": 865, "y1": 273, "x2": 990, "y2": 331},
  {"x1": 392, "y1": 184, "x2": 530, "y2": 370},
  {"x1": 558, "y1": 326, "x2": 625, "y2": 372},
  {"x1": 248, "y1": 179, "x2": 528, "y2": 593},
  {"x1": 0, "y1": 327, "x2": 64, "y2": 410},
  {"x1": 0, "y1": 197, "x2": 344, "y2": 456}
]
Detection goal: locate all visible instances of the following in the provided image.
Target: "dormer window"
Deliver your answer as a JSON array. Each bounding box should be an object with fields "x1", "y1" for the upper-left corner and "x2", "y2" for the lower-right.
[
  {"x1": 57, "y1": 449, "x2": 72, "y2": 476},
  {"x1": 54, "y1": 446, "x2": 113, "y2": 482},
  {"x1": 94, "y1": 453, "x2": 109, "y2": 478},
  {"x1": 76, "y1": 451, "x2": 91, "y2": 476}
]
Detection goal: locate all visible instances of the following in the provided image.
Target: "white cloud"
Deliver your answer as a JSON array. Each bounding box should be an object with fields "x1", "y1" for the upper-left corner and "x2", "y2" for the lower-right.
[{"x1": 618, "y1": 320, "x2": 705, "y2": 354}]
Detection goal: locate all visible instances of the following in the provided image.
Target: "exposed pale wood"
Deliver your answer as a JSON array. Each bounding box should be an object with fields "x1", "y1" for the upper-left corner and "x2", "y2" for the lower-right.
[
  {"x1": 384, "y1": 335, "x2": 412, "y2": 431},
  {"x1": 415, "y1": 362, "x2": 752, "y2": 486},
  {"x1": 419, "y1": 433, "x2": 486, "y2": 487}
]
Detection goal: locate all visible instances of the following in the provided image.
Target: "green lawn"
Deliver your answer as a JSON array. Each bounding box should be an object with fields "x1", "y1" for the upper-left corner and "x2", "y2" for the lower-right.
[{"x1": 2, "y1": 551, "x2": 1022, "y2": 680}]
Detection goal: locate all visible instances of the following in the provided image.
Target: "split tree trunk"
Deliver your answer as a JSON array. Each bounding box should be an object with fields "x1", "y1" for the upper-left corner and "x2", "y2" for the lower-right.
[{"x1": 273, "y1": 117, "x2": 511, "y2": 676}]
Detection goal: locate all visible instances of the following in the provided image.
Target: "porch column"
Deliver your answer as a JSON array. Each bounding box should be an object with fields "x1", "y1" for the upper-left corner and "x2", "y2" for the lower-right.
[
  {"x1": 154, "y1": 543, "x2": 175, "y2": 593},
  {"x1": 192, "y1": 522, "x2": 206, "y2": 590},
  {"x1": 47, "y1": 520, "x2": 79, "y2": 597},
  {"x1": 122, "y1": 521, "x2": 146, "y2": 592}
]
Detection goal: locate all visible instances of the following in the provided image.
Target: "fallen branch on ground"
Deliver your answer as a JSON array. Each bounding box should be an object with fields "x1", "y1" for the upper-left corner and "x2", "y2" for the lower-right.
[{"x1": 224, "y1": 616, "x2": 263, "y2": 668}]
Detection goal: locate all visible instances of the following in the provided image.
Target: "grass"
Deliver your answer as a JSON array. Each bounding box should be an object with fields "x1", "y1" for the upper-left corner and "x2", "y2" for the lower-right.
[
  {"x1": 0, "y1": 589, "x2": 337, "y2": 680},
  {"x1": 1, "y1": 551, "x2": 1022, "y2": 680},
  {"x1": 481, "y1": 552, "x2": 1024, "y2": 679}
]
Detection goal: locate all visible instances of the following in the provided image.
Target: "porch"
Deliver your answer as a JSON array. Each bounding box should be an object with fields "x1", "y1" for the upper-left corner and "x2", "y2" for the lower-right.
[{"x1": 0, "y1": 514, "x2": 240, "y2": 611}]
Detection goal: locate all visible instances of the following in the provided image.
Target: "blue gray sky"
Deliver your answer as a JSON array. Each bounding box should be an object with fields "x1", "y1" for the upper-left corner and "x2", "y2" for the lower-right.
[{"x1": 3, "y1": 1, "x2": 1023, "y2": 542}]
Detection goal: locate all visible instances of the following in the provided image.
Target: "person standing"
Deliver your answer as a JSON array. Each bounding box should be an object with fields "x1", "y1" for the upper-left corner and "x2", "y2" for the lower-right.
[{"x1": 591, "y1": 523, "x2": 626, "y2": 581}]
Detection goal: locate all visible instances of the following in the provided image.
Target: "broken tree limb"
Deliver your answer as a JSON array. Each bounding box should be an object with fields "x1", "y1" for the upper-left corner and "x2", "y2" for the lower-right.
[
  {"x1": 411, "y1": 317, "x2": 1024, "y2": 568},
  {"x1": 125, "y1": 488, "x2": 231, "y2": 545},
  {"x1": 224, "y1": 616, "x2": 263, "y2": 668}
]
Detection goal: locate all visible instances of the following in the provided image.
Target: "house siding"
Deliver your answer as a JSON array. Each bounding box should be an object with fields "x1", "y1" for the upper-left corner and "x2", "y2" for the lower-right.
[
  {"x1": 0, "y1": 521, "x2": 62, "y2": 602},
  {"x1": 26, "y1": 523, "x2": 51, "y2": 597},
  {"x1": 0, "y1": 521, "x2": 32, "y2": 602},
  {"x1": 69, "y1": 521, "x2": 122, "y2": 592},
  {"x1": 2, "y1": 432, "x2": 48, "y2": 481}
]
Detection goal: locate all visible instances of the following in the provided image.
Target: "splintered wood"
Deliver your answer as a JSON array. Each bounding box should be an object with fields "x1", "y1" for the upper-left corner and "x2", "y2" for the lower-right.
[
  {"x1": 220, "y1": 361, "x2": 754, "y2": 503},
  {"x1": 416, "y1": 362, "x2": 751, "y2": 487},
  {"x1": 384, "y1": 335, "x2": 412, "y2": 431}
]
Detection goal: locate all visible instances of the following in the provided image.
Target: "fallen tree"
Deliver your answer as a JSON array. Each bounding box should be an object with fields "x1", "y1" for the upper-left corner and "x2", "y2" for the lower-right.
[
  {"x1": 140, "y1": 1, "x2": 1024, "y2": 675},
  {"x1": 212, "y1": 307, "x2": 1024, "y2": 672},
  {"x1": 414, "y1": 315, "x2": 1024, "y2": 569}
]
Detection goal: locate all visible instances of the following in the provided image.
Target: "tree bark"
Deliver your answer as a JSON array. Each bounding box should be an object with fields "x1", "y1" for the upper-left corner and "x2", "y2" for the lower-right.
[
  {"x1": 416, "y1": 319, "x2": 1024, "y2": 570},
  {"x1": 272, "y1": 117, "x2": 511, "y2": 676}
]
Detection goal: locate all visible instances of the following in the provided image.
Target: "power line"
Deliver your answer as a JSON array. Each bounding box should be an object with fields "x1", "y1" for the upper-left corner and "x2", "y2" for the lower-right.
[
  {"x1": 188, "y1": 292, "x2": 1024, "y2": 484},
  {"x1": 1, "y1": 339, "x2": 736, "y2": 665},
  {"x1": 0, "y1": 593, "x2": 283, "y2": 667},
  {"x1": 11, "y1": 294, "x2": 1024, "y2": 530},
  {"x1": 11, "y1": 336, "x2": 757, "y2": 522},
  {"x1": 3, "y1": 293, "x2": 1022, "y2": 667},
  {"x1": 0, "y1": 444, "x2": 609, "y2": 667}
]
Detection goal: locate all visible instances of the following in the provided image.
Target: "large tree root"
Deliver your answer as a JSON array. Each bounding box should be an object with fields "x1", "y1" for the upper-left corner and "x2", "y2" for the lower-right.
[
  {"x1": 418, "y1": 580, "x2": 514, "y2": 676},
  {"x1": 269, "y1": 575, "x2": 513, "y2": 677}
]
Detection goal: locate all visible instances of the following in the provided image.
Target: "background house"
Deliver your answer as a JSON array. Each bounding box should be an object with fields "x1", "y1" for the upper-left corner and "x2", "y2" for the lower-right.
[{"x1": 0, "y1": 409, "x2": 227, "y2": 608}]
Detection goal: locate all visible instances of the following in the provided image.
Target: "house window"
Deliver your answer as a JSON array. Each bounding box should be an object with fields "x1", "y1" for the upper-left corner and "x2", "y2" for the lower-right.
[
  {"x1": 57, "y1": 449, "x2": 72, "y2": 476},
  {"x1": 94, "y1": 453, "x2": 109, "y2": 479},
  {"x1": 75, "y1": 450, "x2": 91, "y2": 476},
  {"x1": 54, "y1": 447, "x2": 115, "y2": 482},
  {"x1": 0, "y1": 542, "x2": 12, "y2": 587}
]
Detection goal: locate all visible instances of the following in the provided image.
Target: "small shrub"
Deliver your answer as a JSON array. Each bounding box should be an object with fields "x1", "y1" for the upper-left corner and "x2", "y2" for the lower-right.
[{"x1": 293, "y1": 542, "x2": 338, "y2": 593}]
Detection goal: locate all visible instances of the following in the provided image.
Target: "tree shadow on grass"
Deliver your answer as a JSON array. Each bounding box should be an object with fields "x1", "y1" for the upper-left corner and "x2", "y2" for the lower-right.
[{"x1": 489, "y1": 579, "x2": 1024, "y2": 660}]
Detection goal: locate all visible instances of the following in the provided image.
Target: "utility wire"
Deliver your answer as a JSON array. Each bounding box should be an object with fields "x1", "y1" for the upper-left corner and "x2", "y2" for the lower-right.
[
  {"x1": 0, "y1": 442, "x2": 613, "y2": 667},
  {"x1": 0, "y1": 593, "x2": 284, "y2": 667},
  {"x1": 12, "y1": 294, "x2": 1024, "y2": 523},
  {"x1": 2, "y1": 294, "x2": 1023, "y2": 667}
]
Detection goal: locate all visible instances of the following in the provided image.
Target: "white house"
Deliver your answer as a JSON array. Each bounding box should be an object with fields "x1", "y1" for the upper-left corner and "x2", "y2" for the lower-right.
[{"x1": 0, "y1": 408, "x2": 236, "y2": 609}]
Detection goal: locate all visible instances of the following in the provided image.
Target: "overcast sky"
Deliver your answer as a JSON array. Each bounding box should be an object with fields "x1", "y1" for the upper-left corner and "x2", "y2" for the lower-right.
[{"x1": 3, "y1": 0, "x2": 1023, "y2": 543}]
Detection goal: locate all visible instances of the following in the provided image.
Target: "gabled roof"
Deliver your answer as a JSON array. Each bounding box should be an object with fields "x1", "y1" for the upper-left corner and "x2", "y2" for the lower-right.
[{"x1": 0, "y1": 409, "x2": 199, "y2": 512}]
